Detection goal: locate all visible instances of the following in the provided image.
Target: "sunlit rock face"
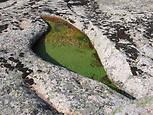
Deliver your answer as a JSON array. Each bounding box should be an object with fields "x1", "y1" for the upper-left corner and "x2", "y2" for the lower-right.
[
  {"x1": 0, "y1": 0, "x2": 153, "y2": 114},
  {"x1": 94, "y1": 0, "x2": 153, "y2": 99},
  {"x1": 63, "y1": 0, "x2": 153, "y2": 99}
]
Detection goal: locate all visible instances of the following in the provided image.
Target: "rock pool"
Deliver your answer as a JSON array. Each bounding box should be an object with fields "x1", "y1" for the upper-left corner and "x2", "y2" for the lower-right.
[{"x1": 32, "y1": 16, "x2": 118, "y2": 90}]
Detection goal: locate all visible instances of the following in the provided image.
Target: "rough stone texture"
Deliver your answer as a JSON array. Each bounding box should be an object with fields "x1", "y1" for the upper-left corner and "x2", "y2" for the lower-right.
[
  {"x1": 112, "y1": 96, "x2": 153, "y2": 115},
  {"x1": 93, "y1": 0, "x2": 153, "y2": 99},
  {"x1": 65, "y1": 0, "x2": 153, "y2": 99},
  {"x1": 0, "y1": 0, "x2": 153, "y2": 114}
]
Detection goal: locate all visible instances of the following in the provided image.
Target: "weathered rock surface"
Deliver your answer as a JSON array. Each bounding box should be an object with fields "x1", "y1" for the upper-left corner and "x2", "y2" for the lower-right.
[
  {"x1": 112, "y1": 96, "x2": 153, "y2": 115},
  {"x1": 0, "y1": 0, "x2": 153, "y2": 114}
]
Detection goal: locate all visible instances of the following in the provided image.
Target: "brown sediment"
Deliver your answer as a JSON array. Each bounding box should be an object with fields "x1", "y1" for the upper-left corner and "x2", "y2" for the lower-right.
[
  {"x1": 41, "y1": 15, "x2": 94, "y2": 49},
  {"x1": 107, "y1": 76, "x2": 120, "y2": 89}
]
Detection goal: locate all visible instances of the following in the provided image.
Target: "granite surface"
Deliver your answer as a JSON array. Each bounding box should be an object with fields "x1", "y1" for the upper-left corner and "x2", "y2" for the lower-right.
[{"x1": 0, "y1": 0, "x2": 153, "y2": 114}]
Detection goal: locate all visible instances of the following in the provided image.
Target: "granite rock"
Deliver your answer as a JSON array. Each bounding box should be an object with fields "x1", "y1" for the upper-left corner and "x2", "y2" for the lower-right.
[
  {"x1": 65, "y1": 0, "x2": 153, "y2": 99},
  {"x1": 0, "y1": 0, "x2": 153, "y2": 114}
]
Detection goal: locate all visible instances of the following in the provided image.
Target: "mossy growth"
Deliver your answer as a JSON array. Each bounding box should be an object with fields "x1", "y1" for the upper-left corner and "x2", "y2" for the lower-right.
[{"x1": 32, "y1": 16, "x2": 118, "y2": 90}]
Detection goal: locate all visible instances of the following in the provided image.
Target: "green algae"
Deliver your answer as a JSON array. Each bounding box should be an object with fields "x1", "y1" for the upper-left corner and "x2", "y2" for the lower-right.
[{"x1": 32, "y1": 16, "x2": 118, "y2": 90}]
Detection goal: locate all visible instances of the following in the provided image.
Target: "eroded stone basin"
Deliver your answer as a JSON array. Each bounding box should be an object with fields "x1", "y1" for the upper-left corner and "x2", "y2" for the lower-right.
[{"x1": 32, "y1": 16, "x2": 118, "y2": 90}]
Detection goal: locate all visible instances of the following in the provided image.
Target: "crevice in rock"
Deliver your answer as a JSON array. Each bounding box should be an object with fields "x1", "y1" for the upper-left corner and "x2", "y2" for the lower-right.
[
  {"x1": 130, "y1": 67, "x2": 144, "y2": 76},
  {"x1": 1, "y1": 1, "x2": 17, "y2": 9},
  {"x1": 0, "y1": 24, "x2": 8, "y2": 33},
  {"x1": 0, "y1": 0, "x2": 8, "y2": 2}
]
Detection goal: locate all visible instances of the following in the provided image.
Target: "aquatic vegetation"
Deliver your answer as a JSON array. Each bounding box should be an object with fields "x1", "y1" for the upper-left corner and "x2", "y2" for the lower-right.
[{"x1": 32, "y1": 16, "x2": 118, "y2": 90}]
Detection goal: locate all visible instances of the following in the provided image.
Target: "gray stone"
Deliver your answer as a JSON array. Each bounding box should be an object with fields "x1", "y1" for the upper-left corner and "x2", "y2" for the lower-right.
[
  {"x1": 112, "y1": 96, "x2": 153, "y2": 115},
  {"x1": 0, "y1": 0, "x2": 153, "y2": 114}
]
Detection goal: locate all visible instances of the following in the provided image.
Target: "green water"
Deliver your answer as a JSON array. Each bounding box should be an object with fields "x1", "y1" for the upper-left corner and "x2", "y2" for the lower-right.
[{"x1": 32, "y1": 16, "x2": 117, "y2": 90}]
